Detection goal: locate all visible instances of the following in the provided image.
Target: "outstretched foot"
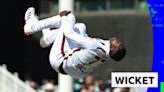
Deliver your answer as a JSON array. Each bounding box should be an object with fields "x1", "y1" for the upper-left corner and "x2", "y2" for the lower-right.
[{"x1": 24, "y1": 7, "x2": 38, "y2": 36}]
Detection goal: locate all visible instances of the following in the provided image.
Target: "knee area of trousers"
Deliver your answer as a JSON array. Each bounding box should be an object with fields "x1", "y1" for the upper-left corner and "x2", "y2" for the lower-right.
[
  {"x1": 67, "y1": 14, "x2": 76, "y2": 23},
  {"x1": 74, "y1": 23, "x2": 86, "y2": 33},
  {"x1": 77, "y1": 23, "x2": 86, "y2": 30}
]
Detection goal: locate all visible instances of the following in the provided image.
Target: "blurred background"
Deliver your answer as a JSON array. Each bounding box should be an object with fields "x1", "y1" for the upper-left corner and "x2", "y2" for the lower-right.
[{"x1": 0, "y1": 0, "x2": 152, "y2": 92}]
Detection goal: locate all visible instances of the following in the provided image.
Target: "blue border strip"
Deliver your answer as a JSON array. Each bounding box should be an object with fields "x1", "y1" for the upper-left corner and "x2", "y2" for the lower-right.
[{"x1": 146, "y1": 0, "x2": 164, "y2": 92}]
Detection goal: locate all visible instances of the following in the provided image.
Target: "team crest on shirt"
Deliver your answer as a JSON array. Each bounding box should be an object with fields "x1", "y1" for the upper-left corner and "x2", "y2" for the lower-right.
[
  {"x1": 75, "y1": 64, "x2": 89, "y2": 73},
  {"x1": 75, "y1": 60, "x2": 103, "y2": 73}
]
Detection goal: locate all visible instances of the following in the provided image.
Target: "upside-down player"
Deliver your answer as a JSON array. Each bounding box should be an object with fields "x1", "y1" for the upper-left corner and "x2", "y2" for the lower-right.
[{"x1": 24, "y1": 7, "x2": 126, "y2": 79}]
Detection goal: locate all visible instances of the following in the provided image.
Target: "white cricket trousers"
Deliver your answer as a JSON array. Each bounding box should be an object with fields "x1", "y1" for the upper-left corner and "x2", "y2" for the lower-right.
[{"x1": 29, "y1": 13, "x2": 87, "y2": 77}]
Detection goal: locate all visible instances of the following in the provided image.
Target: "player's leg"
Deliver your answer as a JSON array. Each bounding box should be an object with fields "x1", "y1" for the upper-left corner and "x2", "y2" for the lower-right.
[
  {"x1": 49, "y1": 14, "x2": 79, "y2": 59},
  {"x1": 29, "y1": 15, "x2": 61, "y2": 31},
  {"x1": 65, "y1": 23, "x2": 88, "y2": 48},
  {"x1": 24, "y1": 7, "x2": 61, "y2": 36},
  {"x1": 39, "y1": 17, "x2": 78, "y2": 48},
  {"x1": 39, "y1": 14, "x2": 87, "y2": 48},
  {"x1": 49, "y1": 28, "x2": 70, "y2": 73},
  {"x1": 67, "y1": 14, "x2": 76, "y2": 28},
  {"x1": 74, "y1": 23, "x2": 88, "y2": 37},
  {"x1": 67, "y1": 14, "x2": 88, "y2": 37},
  {"x1": 39, "y1": 24, "x2": 87, "y2": 48},
  {"x1": 39, "y1": 28, "x2": 59, "y2": 48},
  {"x1": 64, "y1": 14, "x2": 89, "y2": 48},
  {"x1": 39, "y1": 13, "x2": 89, "y2": 48},
  {"x1": 64, "y1": 14, "x2": 79, "y2": 48}
]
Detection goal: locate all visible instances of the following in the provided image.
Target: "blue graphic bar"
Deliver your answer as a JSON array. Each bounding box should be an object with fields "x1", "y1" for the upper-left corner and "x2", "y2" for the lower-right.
[{"x1": 146, "y1": 0, "x2": 164, "y2": 92}]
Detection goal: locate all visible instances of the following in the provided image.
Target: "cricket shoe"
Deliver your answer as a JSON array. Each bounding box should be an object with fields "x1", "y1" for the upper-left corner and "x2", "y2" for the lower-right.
[{"x1": 24, "y1": 7, "x2": 38, "y2": 36}]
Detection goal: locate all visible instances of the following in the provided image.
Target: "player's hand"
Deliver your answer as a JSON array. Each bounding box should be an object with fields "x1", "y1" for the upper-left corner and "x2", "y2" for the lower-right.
[{"x1": 59, "y1": 10, "x2": 71, "y2": 17}]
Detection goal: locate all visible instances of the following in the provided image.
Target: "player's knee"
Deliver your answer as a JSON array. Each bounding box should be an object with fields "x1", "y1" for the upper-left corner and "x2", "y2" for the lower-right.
[
  {"x1": 67, "y1": 13, "x2": 75, "y2": 18},
  {"x1": 67, "y1": 13, "x2": 76, "y2": 24},
  {"x1": 74, "y1": 23, "x2": 86, "y2": 35},
  {"x1": 78, "y1": 23, "x2": 86, "y2": 31}
]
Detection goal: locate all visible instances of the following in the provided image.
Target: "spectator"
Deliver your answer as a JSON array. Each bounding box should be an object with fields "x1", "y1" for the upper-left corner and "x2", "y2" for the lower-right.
[
  {"x1": 80, "y1": 88, "x2": 87, "y2": 92},
  {"x1": 42, "y1": 82, "x2": 55, "y2": 92},
  {"x1": 113, "y1": 87, "x2": 129, "y2": 92},
  {"x1": 121, "y1": 87, "x2": 129, "y2": 92},
  {"x1": 29, "y1": 80, "x2": 37, "y2": 89},
  {"x1": 88, "y1": 85, "x2": 95, "y2": 92},
  {"x1": 23, "y1": 75, "x2": 129, "y2": 92},
  {"x1": 83, "y1": 75, "x2": 94, "y2": 89}
]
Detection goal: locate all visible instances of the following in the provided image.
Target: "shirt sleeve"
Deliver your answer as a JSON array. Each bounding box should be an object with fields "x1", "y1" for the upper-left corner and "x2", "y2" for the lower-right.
[{"x1": 61, "y1": 16, "x2": 97, "y2": 49}]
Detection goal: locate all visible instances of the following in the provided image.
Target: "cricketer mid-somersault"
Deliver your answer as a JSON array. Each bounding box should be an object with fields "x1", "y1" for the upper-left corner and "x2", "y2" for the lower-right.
[{"x1": 24, "y1": 7, "x2": 126, "y2": 79}]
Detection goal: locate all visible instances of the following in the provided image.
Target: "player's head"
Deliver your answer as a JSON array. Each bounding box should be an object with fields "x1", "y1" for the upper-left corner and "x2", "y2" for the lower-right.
[{"x1": 109, "y1": 37, "x2": 126, "y2": 61}]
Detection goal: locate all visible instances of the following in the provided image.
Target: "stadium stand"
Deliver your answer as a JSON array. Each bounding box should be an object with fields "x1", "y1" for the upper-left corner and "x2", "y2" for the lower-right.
[{"x1": 0, "y1": 64, "x2": 37, "y2": 92}]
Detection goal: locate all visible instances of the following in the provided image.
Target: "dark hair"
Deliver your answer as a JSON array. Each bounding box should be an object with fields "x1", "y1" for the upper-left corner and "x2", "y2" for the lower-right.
[{"x1": 110, "y1": 47, "x2": 126, "y2": 61}]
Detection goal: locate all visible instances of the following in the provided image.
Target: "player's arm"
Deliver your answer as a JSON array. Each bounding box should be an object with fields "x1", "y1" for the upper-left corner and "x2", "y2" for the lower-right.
[
  {"x1": 61, "y1": 16, "x2": 96, "y2": 49},
  {"x1": 40, "y1": 28, "x2": 59, "y2": 48}
]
